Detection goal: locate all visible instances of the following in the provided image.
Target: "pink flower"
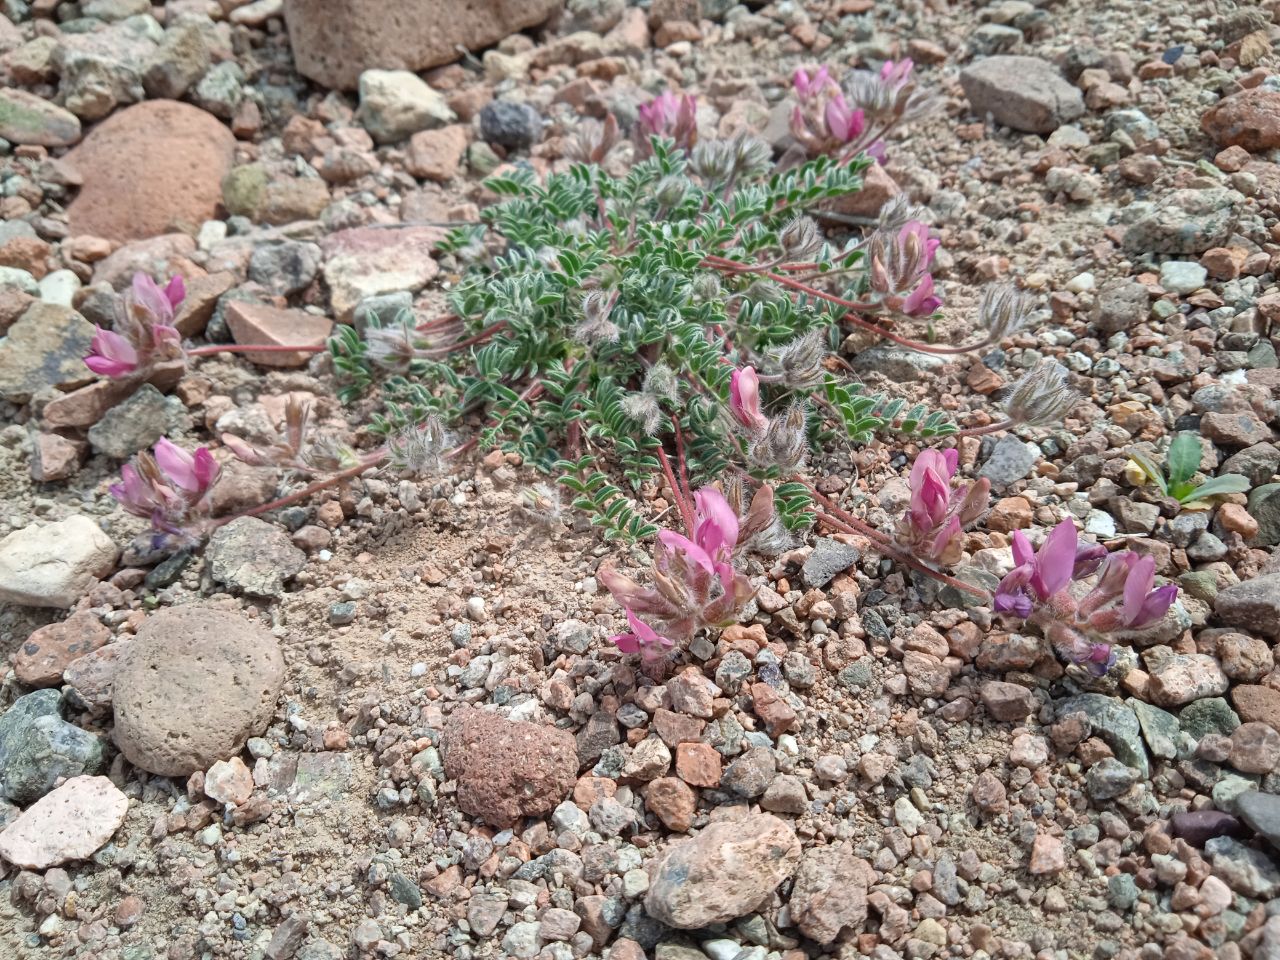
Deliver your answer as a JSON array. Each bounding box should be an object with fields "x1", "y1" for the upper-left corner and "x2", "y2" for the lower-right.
[
  {"x1": 898, "y1": 448, "x2": 986, "y2": 566},
  {"x1": 793, "y1": 66, "x2": 834, "y2": 102},
  {"x1": 154, "y1": 438, "x2": 220, "y2": 494},
  {"x1": 693, "y1": 487, "x2": 738, "y2": 558},
  {"x1": 879, "y1": 58, "x2": 914, "y2": 91},
  {"x1": 908, "y1": 449, "x2": 955, "y2": 530},
  {"x1": 85, "y1": 326, "x2": 140, "y2": 379},
  {"x1": 611, "y1": 609, "x2": 675, "y2": 662},
  {"x1": 995, "y1": 519, "x2": 1078, "y2": 617},
  {"x1": 823, "y1": 92, "x2": 865, "y2": 143},
  {"x1": 1081, "y1": 552, "x2": 1177, "y2": 629},
  {"x1": 131, "y1": 272, "x2": 179, "y2": 328},
  {"x1": 637, "y1": 91, "x2": 697, "y2": 153},
  {"x1": 901, "y1": 274, "x2": 942, "y2": 316},
  {"x1": 900, "y1": 220, "x2": 941, "y2": 266},
  {"x1": 730, "y1": 366, "x2": 769, "y2": 433}
]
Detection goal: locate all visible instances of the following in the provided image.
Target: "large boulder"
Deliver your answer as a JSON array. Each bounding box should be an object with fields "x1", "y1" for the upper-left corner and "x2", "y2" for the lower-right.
[
  {"x1": 64, "y1": 100, "x2": 236, "y2": 243},
  {"x1": 282, "y1": 0, "x2": 563, "y2": 90}
]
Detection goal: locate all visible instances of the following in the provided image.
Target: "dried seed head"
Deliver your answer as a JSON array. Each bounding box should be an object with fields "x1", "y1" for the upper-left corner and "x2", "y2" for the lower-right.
[
  {"x1": 623, "y1": 363, "x2": 680, "y2": 434},
  {"x1": 514, "y1": 483, "x2": 566, "y2": 531},
  {"x1": 1003, "y1": 359, "x2": 1079, "y2": 426},
  {"x1": 364, "y1": 322, "x2": 419, "y2": 373},
  {"x1": 768, "y1": 330, "x2": 828, "y2": 391},
  {"x1": 691, "y1": 140, "x2": 734, "y2": 182},
  {"x1": 386, "y1": 416, "x2": 452, "y2": 478},
  {"x1": 876, "y1": 194, "x2": 930, "y2": 233},
  {"x1": 574, "y1": 289, "x2": 620, "y2": 345},
  {"x1": 728, "y1": 131, "x2": 772, "y2": 179},
  {"x1": 642, "y1": 362, "x2": 679, "y2": 406},
  {"x1": 779, "y1": 217, "x2": 822, "y2": 261},
  {"x1": 977, "y1": 283, "x2": 1033, "y2": 342},
  {"x1": 304, "y1": 435, "x2": 360, "y2": 473},
  {"x1": 691, "y1": 272, "x2": 722, "y2": 302},
  {"x1": 750, "y1": 403, "x2": 809, "y2": 472},
  {"x1": 568, "y1": 114, "x2": 621, "y2": 164},
  {"x1": 739, "y1": 280, "x2": 786, "y2": 305},
  {"x1": 654, "y1": 175, "x2": 690, "y2": 208}
]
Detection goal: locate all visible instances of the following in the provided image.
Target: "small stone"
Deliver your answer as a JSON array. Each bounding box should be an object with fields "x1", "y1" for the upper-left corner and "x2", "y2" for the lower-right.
[
  {"x1": 204, "y1": 757, "x2": 254, "y2": 806},
  {"x1": 206, "y1": 517, "x2": 307, "y2": 596},
  {"x1": 721, "y1": 747, "x2": 777, "y2": 798},
  {"x1": 0, "y1": 516, "x2": 117, "y2": 608},
  {"x1": 1148, "y1": 655, "x2": 1229, "y2": 708},
  {"x1": 0, "y1": 690, "x2": 107, "y2": 805},
  {"x1": 980, "y1": 680, "x2": 1035, "y2": 721},
  {"x1": 0, "y1": 89, "x2": 82, "y2": 147},
  {"x1": 1170, "y1": 810, "x2": 1246, "y2": 847},
  {"x1": 1205, "y1": 835, "x2": 1280, "y2": 898},
  {"x1": 761, "y1": 774, "x2": 807, "y2": 814},
  {"x1": 644, "y1": 777, "x2": 695, "y2": 832},
  {"x1": 1028, "y1": 833, "x2": 1066, "y2": 875},
  {"x1": 675, "y1": 742, "x2": 721, "y2": 787},
  {"x1": 15, "y1": 613, "x2": 110, "y2": 688},
  {"x1": 800, "y1": 538, "x2": 860, "y2": 588},
  {"x1": 440, "y1": 707, "x2": 578, "y2": 828},
  {"x1": 1160, "y1": 261, "x2": 1208, "y2": 295},
  {"x1": 789, "y1": 844, "x2": 870, "y2": 944},
  {"x1": 1235, "y1": 791, "x2": 1280, "y2": 849},
  {"x1": 479, "y1": 99, "x2": 543, "y2": 149},
  {"x1": 959, "y1": 55, "x2": 1085, "y2": 133},
  {"x1": 1201, "y1": 88, "x2": 1280, "y2": 153},
  {"x1": 406, "y1": 124, "x2": 469, "y2": 181},
  {"x1": 248, "y1": 242, "x2": 322, "y2": 297},
  {"x1": 978, "y1": 435, "x2": 1040, "y2": 489},
  {"x1": 0, "y1": 303, "x2": 95, "y2": 403},
  {"x1": 644, "y1": 814, "x2": 800, "y2": 929},
  {"x1": 224, "y1": 302, "x2": 333, "y2": 367},
  {"x1": 1216, "y1": 575, "x2": 1280, "y2": 640},
  {"x1": 356, "y1": 69, "x2": 456, "y2": 144},
  {"x1": 0, "y1": 776, "x2": 128, "y2": 869},
  {"x1": 86, "y1": 383, "x2": 189, "y2": 459},
  {"x1": 1229, "y1": 722, "x2": 1280, "y2": 774}
]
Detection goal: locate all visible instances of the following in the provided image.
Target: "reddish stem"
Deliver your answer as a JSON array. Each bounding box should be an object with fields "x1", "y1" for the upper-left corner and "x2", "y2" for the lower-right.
[
  {"x1": 187, "y1": 343, "x2": 327, "y2": 357},
  {"x1": 220, "y1": 455, "x2": 386, "y2": 524},
  {"x1": 658, "y1": 445, "x2": 695, "y2": 536},
  {"x1": 954, "y1": 418, "x2": 1014, "y2": 438},
  {"x1": 798, "y1": 479, "x2": 991, "y2": 601},
  {"x1": 671, "y1": 416, "x2": 693, "y2": 508}
]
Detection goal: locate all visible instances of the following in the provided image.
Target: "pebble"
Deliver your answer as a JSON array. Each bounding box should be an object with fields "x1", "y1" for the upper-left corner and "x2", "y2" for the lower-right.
[
  {"x1": 0, "y1": 776, "x2": 128, "y2": 869},
  {"x1": 789, "y1": 844, "x2": 870, "y2": 944},
  {"x1": 0, "y1": 689, "x2": 106, "y2": 805},
  {"x1": 0, "y1": 515, "x2": 117, "y2": 610},
  {"x1": 356, "y1": 69, "x2": 456, "y2": 144},
  {"x1": 479, "y1": 99, "x2": 544, "y2": 149},
  {"x1": 644, "y1": 814, "x2": 800, "y2": 929},
  {"x1": 1216, "y1": 575, "x2": 1280, "y2": 640},
  {"x1": 206, "y1": 517, "x2": 307, "y2": 596},
  {"x1": 14, "y1": 612, "x2": 111, "y2": 687},
  {"x1": 1160, "y1": 261, "x2": 1208, "y2": 295}
]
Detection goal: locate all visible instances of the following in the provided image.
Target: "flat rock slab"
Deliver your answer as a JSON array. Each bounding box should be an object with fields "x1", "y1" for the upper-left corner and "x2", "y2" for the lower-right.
[
  {"x1": 112, "y1": 606, "x2": 285, "y2": 776},
  {"x1": 0, "y1": 776, "x2": 128, "y2": 869},
  {"x1": 65, "y1": 100, "x2": 236, "y2": 244},
  {"x1": 224, "y1": 302, "x2": 334, "y2": 367},
  {"x1": 960, "y1": 55, "x2": 1084, "y2": 133},
  {"x1": 0, "y1": 302, "x2": 96, "y2": 403}
]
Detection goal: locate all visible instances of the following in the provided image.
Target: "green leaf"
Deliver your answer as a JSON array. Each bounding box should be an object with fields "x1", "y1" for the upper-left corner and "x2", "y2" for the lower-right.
[
  {"x1": 1167, "y1": 433, "x2": 1201, "y2": 487},
  {"x1": 1179, "y1": 474, "x2": 1251, "y2": 503},
  {"x1": 1127, "y1": 451, "x2": 1168, "y2": 496}
]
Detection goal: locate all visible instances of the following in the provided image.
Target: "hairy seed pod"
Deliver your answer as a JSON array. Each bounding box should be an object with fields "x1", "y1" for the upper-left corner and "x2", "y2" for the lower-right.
[
  {"x1": 1003, "y1": 359, "x2": 1079, "y2": 426},
  {"x1": 779, "y1": 217, "x2": 822, "y2": 261},
  {"x1": 978, "y1": 283, "x2": 1033, "y2": 342},
  {"x1": 752, "y1": 403, "x2": 808, "y2": 471},
  {"x1": 770, "y1": 330, "x2": 827, "y2": 391},
  {"x1": 654, "y1": 175, "x2": 690, "y2": 208},
  {"x1": 876, "y1": 194, "x2": 930, "y2": 233},
  {"x1": 386, "y1": 416, "x2": 452, "y2": 478}
]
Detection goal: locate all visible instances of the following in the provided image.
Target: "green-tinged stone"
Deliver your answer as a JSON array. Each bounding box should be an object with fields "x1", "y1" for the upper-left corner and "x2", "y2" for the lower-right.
[
  {"x1": 1179, "y1": 697, "x2": 1240, "y2": 739},
  {"x1": 1058, "y1": 694, "x2": 1148, "y2": 777},
  {"x1": 1127, "y1": 698, "x2": 1180, "y2": 760}
]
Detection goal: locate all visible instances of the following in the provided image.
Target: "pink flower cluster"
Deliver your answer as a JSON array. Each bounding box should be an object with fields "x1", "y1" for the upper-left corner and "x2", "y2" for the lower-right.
[
  {"x1": 110, "y1": 437, "x2": 221, "y2": 544},
  {"x1": 790, "y1": 66, "x2": 880, "y2": 161},
  {"x1": 995, "y1": 519, "x2": 1178, "y2": 675},
  {"x1": 869, "y1": 219, "x2": 942, "y2": 317},
  {"x1": 600, "y1": 487, "x2": 756, "y2": 663},
  {"x1": 636, "y1": 91, "x2": 697, "y2": 156},
  {"x1": 896, "y1": 449, "x2": 989, "y2": 566},
  {"x1": 85, "y1": 273, "x2": 186, "y2": 379}
]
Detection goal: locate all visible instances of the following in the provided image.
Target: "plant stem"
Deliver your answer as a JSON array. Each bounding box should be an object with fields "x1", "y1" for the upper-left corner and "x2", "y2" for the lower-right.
[
  {"x1": 187, "y1": 343, "x2": 327, "y2": 357},
  {"x1": 798, "y1": 479, "x2": 991, "y2": 601},
  {"x1": 954, "y1": 418, "x2": 1015, "y2": 438},
  {"x1": 221, "y1": 455, "x2": 386, "y2": 524},
  {"x1": 657, "y1": 445, "x2": 695, "y2": 535}
]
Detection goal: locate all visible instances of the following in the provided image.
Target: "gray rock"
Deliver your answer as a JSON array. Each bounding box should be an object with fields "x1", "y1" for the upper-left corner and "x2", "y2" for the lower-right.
[
  {"x1": 850, "y1": 344, "x2": 948, "y2": 381},
  {"x1": 1092, "y1": 278, "x2": 1148, "y2": 333},
  {"x1": 1216, "y1": 574, "x2": 1280, "y2": 640},
  {"x1": 959, "y1": 55, "x2": 1084, "y2": 133},
  {"x1": 1058, "y1": 694, "x2": 1149, "y2": 777},
  {"x1": 205, "y1": 516, "x2": 307, "y2": 596},
  {"x1": 0, "y1": 690, "x2": 107, "y2": 806},
  {"x1": 1128, "y1": 698, "x2": 1180, "y2": 760},
  {"x1": 560, "y1": 0, "x2": 625, "y2": 33},
  {"x1": 0, "y1": 88, "x2": 83, "y2": 147},
  {"x1": 0, "y1": 515, "x2": 118, "y2": 609},
  {"x1": 721, "y1": 747, "x2": 777, "y2": 798},
  {"x1": 969, "y1": 23, "x2": 1023, "y2": 56},
  {"x1": 801, "y1": 538, "x2": 860, "y2": 588},
  {"x1": 479, "y1": 99, "x2": 543, "y2": 150},
  {"x1": 86, "y1": 384, "x2": 190, "y2": 458},
  {"x1": 248, "y1": 241, "x2": 323, "y2": 297},
  {"x1": 1179, "y1": 698, "x2": 1240, "y2": 739},
  {"x1": 1160, "y1": 261, "x2": 1208, "y2": 295},
  {"x1": 142, "y1": 20, "x2": 210, "y2": 99},
  {"x1": 0, "y1": 303, "x2": 95, "y2": 403},
  {"x1": 1103, "y1": 108, "x2": 1160, "y2": 147},
  {"x1": 978, "y1": 434, "x2": 1039, "y2": 489},
  {"x1": 387, "y1": 872, "x2": 422, "y2": 909},
  {"x1": 1121, "y1": 187, "x2": 1240, "y2": 255},
  {"x1": 1086, "y1": 756, "x2": 1138, "y2": 800},
  {"x1": 1236, "y1": 791, "x2": 1280, "y2": 850},
  {"x1": 1205, "y1": 835, "x2": 1280, "y2": 898},
  {"x1": 192, "y1": 60, "x2": 245, "y2": 119},
  {"x1": 1247, "y1": 483, "x2": 1280, "y2": 547},
  {"x1": 57, "y1": 39, "x2": 149, "y2": 121}
]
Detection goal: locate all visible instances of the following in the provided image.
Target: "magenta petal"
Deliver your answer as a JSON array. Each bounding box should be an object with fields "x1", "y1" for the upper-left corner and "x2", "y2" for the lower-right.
[
  {"x1": 611, "y1": 632, "x2": 640, "y2": 654},
  {"x1": 694, "y1": 487, "x2": 739, "y2": 556},
  {"x1": 942, "y1": 448, "x2": 959, "y2": 477},
  {"x1": 1010, "y1": 530, "x2": 1034, "y2": 568},
  {"x1": 930, "y1": 515, "x2": 962, "y2": 559},
  {"x1": 191, "y1": 447, "x2": 220, "y2": 491},
  {"x1": 1132, "y1": 583, "x2": 1177, "y2": 627},
  {"x1": 1036, "y1": 519, "x2": 1078, "y2": 598},
  {"x1": 132, "y1": 272, "x2": 175, "y2": 326},
  {"x1": 163, "y1": 275, "x2": 186, "y2": 309},
  {"x1": 901, "y1": 274, "x2": 938, "y2": 316},
  {"x1": 658, "y1": 530, "x2": 715, "y2": 575},
  {"x1": 1122, "y1": 554, "x2": 1156, "y2": 624},
  {"x1": 154, "y1": 438, "x2": 198, "y2": 492}
]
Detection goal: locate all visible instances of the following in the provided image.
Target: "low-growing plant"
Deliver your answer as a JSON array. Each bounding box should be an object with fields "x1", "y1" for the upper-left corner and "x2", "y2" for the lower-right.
[{"x1": 1127, "y1": 432, "x2": 1251, "y2": 509}]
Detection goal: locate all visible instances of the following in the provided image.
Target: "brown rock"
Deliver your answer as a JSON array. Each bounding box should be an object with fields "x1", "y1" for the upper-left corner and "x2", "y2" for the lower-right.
[
  {"x1": 1229, "y1": 722, "x2": 1280, "y2": 774},
  {"x1": 653, "y1": 708, "x2": 705, "y2": 747},
  {"x1": 30, "y1": 432, "x2": 86, "y2": 482},
  {"x1": 91, "y1": 234, "x2": 199, "y2": 290},
  {"x1": 1029, "y1": 832, "x2": 1065, "y2": 874},
  {"x1": 1147, "y1": 655, "x2": 1229, "y2": 708},
  {"x1": 644, "y1": 777, "x2": 696, "y2": 832},
  {"x1": 112, "y1": 607, "x2": 286, "y2": 776},
  {"x1": 14, "y1": 611, "x2": 110, "y2": 687},
  {"x1": 827, "y1": 162, "x2": 899, "y2": 218},
  {"x1": 1201, "y1": 410, "x2": 1273, "y2": 447},
  {"x1": 65, "y1": 101, "x2": 236, "y2": 244},
  {"x1": 0, "y1": 235, "x2": 51, "y2": 278},
  {"x1": 1202, "y1": 89, "x2": 1280, "y2": 153},
  {"x1": 980, "y1": 680, "x2": 1035, "y2": 721},
  {"x1": 406, "y1": 124, "x2": 469, "y2": 182},
  {"x1": 789, "y1": 844, "x2": 872, "y2": 944},
  {"x1": 223, "y1": 302, "x2": 333, "y2": 368},
  {"x1": 1234, "y1": 685, "x2": 1280, "y2": 734},
  {"x1": 114, "y1": 895, "x2": 144, "y2": 929},
  {"x1": 751, "y1": 681, "x2": 798, "y2": 736},
  {"x1": 440, "y1": 707, "x2": 578, "y2": 828},
  {"x1": 674, "y1": 742, "x2": 721, "y2": 787},
  {"x1": 173, "y1": 271, "x2": 235, "y2": 337},
  {"x1": 644, "y1": 814, "x2": 801, "y2": 929},
  {"x1": 282, "y1": 0, "x2": 562, "y2": 90},
  {"x1": 0, "y1": 776, "x2": 128, "y2": 869},
  {"x1": 64, "y1": 639, "x2": 130, "y2": 712}
]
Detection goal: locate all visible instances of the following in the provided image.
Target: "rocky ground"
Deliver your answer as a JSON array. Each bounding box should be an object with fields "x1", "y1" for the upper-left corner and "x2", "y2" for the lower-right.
[{"x1": 1, "y1": 0, "x2": 1280, "y2": 959}]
